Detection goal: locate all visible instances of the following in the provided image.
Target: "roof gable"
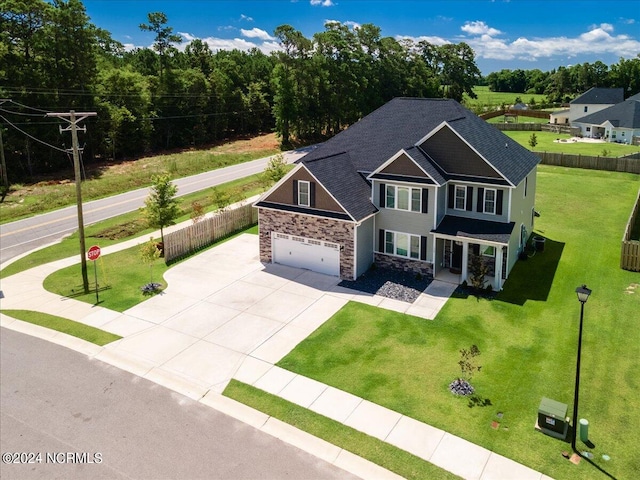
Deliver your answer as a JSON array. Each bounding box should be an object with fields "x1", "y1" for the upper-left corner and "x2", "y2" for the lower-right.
[
  {"x1": 380, "y1": 151, "x2": 428, "y2": 178},
  {"x1": 573, "y1": 99, "x2": 640, "y2": 129},
  {"x1": 571, "y1": 87, "x2": 624, "y2": 105},
  {"x1": 418, "y1": 123, "x2": 503, "y2": 180}
]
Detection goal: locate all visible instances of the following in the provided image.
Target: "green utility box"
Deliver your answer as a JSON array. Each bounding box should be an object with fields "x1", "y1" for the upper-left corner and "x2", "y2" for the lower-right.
[{"x1": 537, "y1": 397, "x2": 569, "y2": 439}]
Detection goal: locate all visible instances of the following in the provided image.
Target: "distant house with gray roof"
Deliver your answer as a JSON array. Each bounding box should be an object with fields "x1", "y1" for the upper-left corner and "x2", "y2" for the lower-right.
[
  {"x1": 572, "y1": 92, "x2": 640, "y2": 143},
  {"x1": 568, "y1": 87, "x2": 624, "y2": 123},
  {"x1": 255, "y1": 98, "x2": 540, "y2": 290}
]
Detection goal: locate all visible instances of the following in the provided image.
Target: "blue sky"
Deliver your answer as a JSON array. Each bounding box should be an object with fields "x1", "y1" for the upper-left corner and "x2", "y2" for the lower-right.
[{"x1": 83, "y1": 0, "x2": 640, "y2": 74}]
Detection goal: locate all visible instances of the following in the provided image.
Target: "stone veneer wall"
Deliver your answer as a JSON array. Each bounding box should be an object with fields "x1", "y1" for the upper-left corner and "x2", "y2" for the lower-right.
[
  {"x1": 258, "y1": 208, "x2": 355, "y2": 279},
  {"x1": 374, "y1": 253, "x2": 433, "y2": 277}
]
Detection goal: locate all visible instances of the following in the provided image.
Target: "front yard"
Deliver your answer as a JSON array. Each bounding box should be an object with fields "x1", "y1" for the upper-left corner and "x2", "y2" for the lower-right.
[{"x1": 244, "y1": 166, "x2": 640, "y2": 479}]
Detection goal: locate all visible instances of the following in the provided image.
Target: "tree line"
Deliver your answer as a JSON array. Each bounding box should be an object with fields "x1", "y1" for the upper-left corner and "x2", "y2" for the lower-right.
[
  {"x1": 484, "y1": 58, "x2": 640, "y2": 102},
  {"x1": 1, "y1": 0, "x2": 638, "y2": 183}
]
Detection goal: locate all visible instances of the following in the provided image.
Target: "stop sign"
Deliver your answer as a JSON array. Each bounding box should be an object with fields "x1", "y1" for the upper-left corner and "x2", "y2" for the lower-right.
[{"x1": 87, "y1": 245, "x2": 101, "y2": 261}]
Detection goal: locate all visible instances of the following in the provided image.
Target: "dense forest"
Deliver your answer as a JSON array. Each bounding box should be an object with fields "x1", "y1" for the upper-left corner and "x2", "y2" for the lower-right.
[{"x1": 1, "y1": 0, "x2": 639, "y2": 183}]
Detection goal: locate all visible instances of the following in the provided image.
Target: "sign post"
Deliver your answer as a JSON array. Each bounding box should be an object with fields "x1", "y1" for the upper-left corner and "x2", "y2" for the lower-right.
[{"x1": 87, "y1": 245, "x2": 101, "y2": 303}]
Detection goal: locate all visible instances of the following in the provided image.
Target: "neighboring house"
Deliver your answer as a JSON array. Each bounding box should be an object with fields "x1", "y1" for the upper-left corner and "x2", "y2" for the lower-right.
[
  {"x1": 572, "y1": 93, "x2": 640, "y2": 143},
  {"x1": 568, "y1": 87, "x2": 624, "y2": 123},
  {"x1": 255, "y1": 98, "x2": 540, "y2": 291},
  {"x1": 550, "y1": 108, "x2": 570, "y2": 125}
]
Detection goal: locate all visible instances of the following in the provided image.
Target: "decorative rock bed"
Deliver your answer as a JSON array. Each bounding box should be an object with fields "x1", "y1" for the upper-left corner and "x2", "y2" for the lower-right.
[
  {"x1": 338, "y1": 267, "x2": 433, "y2": 303},
  {"x1": 449, "y1": 378, "x2": 475, "y2": 396}
]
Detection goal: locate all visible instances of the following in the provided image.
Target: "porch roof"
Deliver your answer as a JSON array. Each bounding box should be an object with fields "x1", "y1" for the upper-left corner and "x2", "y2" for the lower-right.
[{"x1": 432, "y1": 215, "x2": 515, "y2": 244}]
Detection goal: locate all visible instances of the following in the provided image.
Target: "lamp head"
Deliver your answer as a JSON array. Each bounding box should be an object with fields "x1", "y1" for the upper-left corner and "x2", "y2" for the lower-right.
[{"x1": 575, "y1": 284, "x2": 592, "y2": 304}]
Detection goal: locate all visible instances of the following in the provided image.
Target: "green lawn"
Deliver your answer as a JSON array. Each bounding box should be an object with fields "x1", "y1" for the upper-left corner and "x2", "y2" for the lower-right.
[
  {"x1": 1, "y1": 310, "x2": 121, "y2": 346},
  {"x1": 273, "y1": 166, "x2": 640, "y2": 480},
  {"x1": 464, "y1": 86, "x2": 548, "y2": 109},
  {"x1": 224, "y1": 380, "x2": 458, "y2": 480},
  {"x1": 504, "y1": 131, "x2": 640, "y2": 157}
]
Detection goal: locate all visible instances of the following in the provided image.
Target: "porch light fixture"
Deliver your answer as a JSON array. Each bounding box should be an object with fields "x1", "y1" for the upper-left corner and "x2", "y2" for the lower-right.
[{"x1": 571, "y1": 284, "x2": 592, "y2": 453}]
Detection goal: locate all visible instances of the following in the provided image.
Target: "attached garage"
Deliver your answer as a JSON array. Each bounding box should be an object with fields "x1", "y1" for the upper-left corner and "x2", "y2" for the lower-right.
[{"x1": 272, "y1": 232, "x2": 340, "y2": 276}]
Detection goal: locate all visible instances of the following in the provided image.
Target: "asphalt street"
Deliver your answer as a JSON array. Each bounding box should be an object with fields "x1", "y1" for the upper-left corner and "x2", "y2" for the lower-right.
[
  {"x1": 0, "y1": 148, "x2": 311, "y2": 264},
  {"x1": 0, "y1": 327, "x2": 356, "y2": 480}
]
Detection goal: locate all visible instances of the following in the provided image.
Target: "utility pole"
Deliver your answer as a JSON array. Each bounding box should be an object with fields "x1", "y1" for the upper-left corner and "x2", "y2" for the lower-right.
[
  {"x1": 0, "y1": 100, "x2": 9, "y2": 199},
  {"x1": 46, "y1": 110, "x2": 96, "y2": 293}
]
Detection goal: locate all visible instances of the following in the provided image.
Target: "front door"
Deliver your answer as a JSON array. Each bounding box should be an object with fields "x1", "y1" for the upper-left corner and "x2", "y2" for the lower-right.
[{"x1": 451, "y1": 242, "x2": 463, "y2": 273}]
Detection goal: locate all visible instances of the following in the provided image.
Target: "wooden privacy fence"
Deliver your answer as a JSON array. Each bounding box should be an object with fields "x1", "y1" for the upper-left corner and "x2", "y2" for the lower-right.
[
  {"x1": 621, "y1": 190, "x2": 640, "y2": 272},
  {"x1": 534, "y1": 152, "x2": 640, "y2": 174},
  {"x1": 163, "y1": 204, "x2": 258, "y2": 263}
]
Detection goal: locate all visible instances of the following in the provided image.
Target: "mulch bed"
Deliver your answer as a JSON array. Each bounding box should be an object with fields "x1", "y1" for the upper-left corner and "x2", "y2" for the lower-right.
[{"x1": 338, "y1": 267, "x2": 433, "y2": 303}]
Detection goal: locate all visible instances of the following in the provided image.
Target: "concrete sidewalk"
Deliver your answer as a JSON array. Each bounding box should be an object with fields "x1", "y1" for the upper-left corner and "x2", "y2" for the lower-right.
[{"x1": 0, "y1": 204, "x2": 550, "y2": 480}]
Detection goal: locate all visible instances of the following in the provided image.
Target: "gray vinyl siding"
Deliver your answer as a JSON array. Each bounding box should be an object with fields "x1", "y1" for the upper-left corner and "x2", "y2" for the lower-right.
[
  {"x1": 356, "y1": 216, "x2": 374, "y2": 277},
  {"x1": 437, "y1": 186, "x2": 447, "y2": 226}
]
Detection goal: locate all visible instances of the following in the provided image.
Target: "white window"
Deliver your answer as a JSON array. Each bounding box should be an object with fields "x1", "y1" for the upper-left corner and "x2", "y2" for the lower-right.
[
  {"x1": 385, "y1": 231, "x2": 421, "y2": 259},
  {"x1": 386, "y1": 185, "x2": 421, "y2": 212},
  {"x1": 480, "y1": 244, "x2": 495, "y2": 257},
  {"x1": 483, "y1": 189, "x2": 496, "y2": 215},
  {"x1": 454, "y1": 185, "x2": 466, "y2": 210},
  {"x1": 298, "y1": 180, "x2": 310, "y2": 207}
]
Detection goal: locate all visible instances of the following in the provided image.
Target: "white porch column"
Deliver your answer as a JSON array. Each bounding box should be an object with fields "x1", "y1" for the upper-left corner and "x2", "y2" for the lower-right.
[
  {"x1": 461, "y1": 242, "x2": 469, "y2": 282},
  {"x1": 494, "y1": 247, "x2": 503, "y2": 291}
]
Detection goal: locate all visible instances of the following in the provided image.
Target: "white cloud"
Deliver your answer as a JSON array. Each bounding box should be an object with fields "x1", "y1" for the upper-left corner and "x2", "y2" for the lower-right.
[
  {"x1": 620, "y1": 17, "x2": 636, "y2": 25},
  {"x1": 461, "y1": 21, "x2": 502, "y2": 37},
  {"x1": 178, "y1": 31, "x2": 281, "y2": 55},
  {"x1": 241, "y1": 27, "x2": 275, "y2": 41},
  {"x1": 395, "y1": 35, "x2": 450, "y2": 46},
  {"x1": 324, "y1": 19, "x2": 361, "y2": 30},
  {"x1": 311, "y1": 0, "x2": 335, "y2": 6},
  {"x1": 240, "y1": 14, "x2": 254, "y2": 22},
  {"x1": 461, "y1": 24, "x2": 640, "y2": 62}
]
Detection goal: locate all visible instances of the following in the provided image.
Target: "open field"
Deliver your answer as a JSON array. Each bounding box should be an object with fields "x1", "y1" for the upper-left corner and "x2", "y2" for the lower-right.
[
  {"x1": 0, "y1": 133, "x2": 280, "y2": 224},
  {"x1": 234, "y1": 165, "x2": 640, "y2": 480},
  {"x1": 464, "y1": 86, "x2": 548, "y2": 109}
]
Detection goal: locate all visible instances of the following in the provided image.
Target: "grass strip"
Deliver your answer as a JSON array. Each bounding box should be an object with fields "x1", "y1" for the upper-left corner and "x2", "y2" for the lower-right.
[
  {"x1": 1, "y1": 309, "x2": 121, "y2": 346},
  {"x1": 223, "y1": 379, "x2": 459, "y2": 480}
]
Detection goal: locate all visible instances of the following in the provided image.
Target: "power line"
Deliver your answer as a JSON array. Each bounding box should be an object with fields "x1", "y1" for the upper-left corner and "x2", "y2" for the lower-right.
[{"x1": 0, "y1": 114, "x2": 69, "y2": 153}]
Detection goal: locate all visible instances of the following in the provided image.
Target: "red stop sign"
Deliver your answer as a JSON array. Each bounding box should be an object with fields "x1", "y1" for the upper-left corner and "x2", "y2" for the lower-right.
[{"x1": 87, "y1": 245, "x2": 101, "y2": 261}]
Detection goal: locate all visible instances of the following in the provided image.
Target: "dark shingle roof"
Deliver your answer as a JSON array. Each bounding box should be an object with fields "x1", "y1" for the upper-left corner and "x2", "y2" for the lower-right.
[
  {"x1": 573, "y1": 98, "x2": 640, "y2": 129},
  {"x1": 570, "y1": 87, "x2": 624, "y2": 105},
  {"x1": 432, "y1": 215, "x2": 515, "y2": 244},
  {"x1": 299, "y1": 98, "x2": 539, "y2": 221}
]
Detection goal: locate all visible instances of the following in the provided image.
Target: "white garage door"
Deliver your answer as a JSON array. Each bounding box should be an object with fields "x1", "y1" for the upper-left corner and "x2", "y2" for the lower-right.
[{"x1": 273, "y1": 233, "x2": 340, "y2": 276}]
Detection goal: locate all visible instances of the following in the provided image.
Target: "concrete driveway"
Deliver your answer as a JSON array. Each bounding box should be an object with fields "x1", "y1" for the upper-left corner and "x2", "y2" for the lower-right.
[{"x1": 97, "y1": 234, "x2": 349, "y2": 395}]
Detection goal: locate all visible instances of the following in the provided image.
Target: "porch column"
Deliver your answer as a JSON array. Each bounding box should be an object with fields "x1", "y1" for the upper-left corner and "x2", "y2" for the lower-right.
[
  {"x1": 494, "y1": 247, "x2": 503, "y2": 291},
  {"x1": 461, "y1": 242, "x2": 469, "y2": 283}
]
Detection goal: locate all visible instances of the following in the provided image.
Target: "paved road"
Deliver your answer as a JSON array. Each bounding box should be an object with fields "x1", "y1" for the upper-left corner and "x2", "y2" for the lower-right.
[
  {"x1": 0, "y1": 148, "x2": 311, "y2": 264},
  {"x1": 0, "y1": 328, "x2": 355, "y2": 480}
]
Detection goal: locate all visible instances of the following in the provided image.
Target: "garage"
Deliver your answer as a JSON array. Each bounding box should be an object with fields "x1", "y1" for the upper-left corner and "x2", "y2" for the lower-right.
[{"x1": 272, "y1": 233, "x2": 340, "y2": 276}]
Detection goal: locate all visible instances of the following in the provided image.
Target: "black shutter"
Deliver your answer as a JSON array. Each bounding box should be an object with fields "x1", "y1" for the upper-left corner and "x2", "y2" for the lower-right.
[
  {"x1": 310, "y1": 182, "x2": 316, "y2": 208},
  {"x1": 380, "y1": 183, "x2": 386, "y2": 208},
  {"x1": 466, "y1": 186, "x2": 473, "y2": 211},
  {"x1": 378, "y1": 229, "x2": 385, "y2": 253},
  {"x1": 477, "y1": 187, "x2": 484, "y2": 213},
  {"x1": 496, "y1": 190, "x2": 504, "y2": 215},
  {"x1": 473, "y1": 244, "x2": 480, "y2": 255},
  {"x1": 420, "y1": 236, "x2": 427, "y2": 261},
  {"x1": 421, "y1": 188, "x2": 429, "y2": 214},
  {"x1": 293, "y1": 180, "x2": 298, "y2": 205},
  {"x1": 448, "y1": 184, "x2": 454, "y2": 209}
]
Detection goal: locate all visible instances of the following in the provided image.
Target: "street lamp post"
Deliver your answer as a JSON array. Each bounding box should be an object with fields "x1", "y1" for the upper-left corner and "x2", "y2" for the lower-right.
[{"x1": 572, "y1": 284, "x2": 592, "y2": 452}]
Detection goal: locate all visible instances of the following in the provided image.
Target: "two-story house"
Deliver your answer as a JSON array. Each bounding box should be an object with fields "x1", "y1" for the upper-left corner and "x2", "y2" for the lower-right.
[
  {"x1": 550, "y1": 87, "x2": 624, "y2": 125},
  {"x1": 255, "y1": 98, "x2": 540, "y2": 291}
]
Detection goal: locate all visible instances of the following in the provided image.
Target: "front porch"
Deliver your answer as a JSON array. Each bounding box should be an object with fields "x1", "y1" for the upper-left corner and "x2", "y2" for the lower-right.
[{"x1": 431, "y1": 216, "x2": 515, "y2": 291}]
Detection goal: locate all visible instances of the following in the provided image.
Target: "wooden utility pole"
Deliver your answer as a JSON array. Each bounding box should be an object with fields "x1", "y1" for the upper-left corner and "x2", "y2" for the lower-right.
[{"x1": 46, "y1": 110, "x2": 96, "y2": 293}]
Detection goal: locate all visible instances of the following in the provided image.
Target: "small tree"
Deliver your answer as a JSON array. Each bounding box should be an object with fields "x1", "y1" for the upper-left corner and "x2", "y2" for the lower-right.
[
  {"x1": 210, "y1": 187, "x2": 233, "y2": 212},
  {"x1": 190, "y1": 200, "x2": 205, "y2": 224},
  {"x1": 142, "y1": 173, "x2": 180, "y2": 246},
  {"x1": 261, "y1": 153, "x2": 288, "y2": 188},
  {"x1": 449, "y1": 345, "x2": 482, "y2": 396},
  {"x1": 528, "y1": 133, "x2": 538, "y2": 149},
  {"x1": 140, "y1": 237, "x2": 161, "y2": 290},
  {"x1": 469, "y1": 254, "x2": 490, "y2": 291}
]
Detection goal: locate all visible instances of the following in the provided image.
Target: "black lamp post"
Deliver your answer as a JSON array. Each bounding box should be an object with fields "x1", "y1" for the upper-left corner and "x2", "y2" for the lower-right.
[{"x1": 571, "y1": 284, "x2": 592, "y2": 452}]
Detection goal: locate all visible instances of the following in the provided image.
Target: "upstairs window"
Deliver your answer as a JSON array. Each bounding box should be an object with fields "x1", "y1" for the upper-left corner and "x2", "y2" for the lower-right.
[
  {"x1": 454, "y1": 185, "x2": 466, "y2": 210},
  {"x1": 385, "y1": 185, "x2": 423, "y2": 213},
  {"x1": 298, "y1": 180, "x2": 310, "y2": 207},
  {"x1": 584, "y1": 106, "x2": 588, "y2": 113},
  {"x1": 483, "y1": 189, "x2": 496, "y2": 215}
]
